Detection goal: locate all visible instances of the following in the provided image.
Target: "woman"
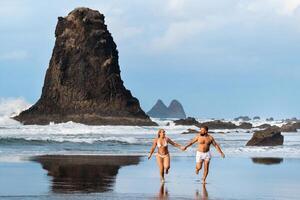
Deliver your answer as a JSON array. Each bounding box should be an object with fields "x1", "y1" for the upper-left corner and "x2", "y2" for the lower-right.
[{"x1": 148, "y1": 129, "x2": 182, "y2": 182}]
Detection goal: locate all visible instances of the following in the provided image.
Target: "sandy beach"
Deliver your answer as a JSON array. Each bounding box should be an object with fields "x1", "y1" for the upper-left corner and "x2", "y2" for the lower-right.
[{"x1": 0, "y1": 155, "x2": 300, "y2": 199}]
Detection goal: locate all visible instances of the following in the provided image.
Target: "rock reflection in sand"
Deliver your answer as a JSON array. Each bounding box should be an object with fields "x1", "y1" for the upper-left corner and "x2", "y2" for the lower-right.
[
  {"x1": 31, "y1": 155, "x2": 140, "y2": 193},
  {"x1": 251, "y1": 157, "x2": 283, "y2": 165}
]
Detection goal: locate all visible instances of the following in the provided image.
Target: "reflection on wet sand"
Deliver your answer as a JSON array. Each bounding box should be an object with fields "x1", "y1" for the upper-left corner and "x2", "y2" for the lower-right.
[
  {"x1": 31, "y1": 155, "x2": 140, "y2": 193},
  {"x1": 157, "y1": 183, "x2": 169, "y2": 200},
  {"x1": 195, "y1": 184, "x2": 208, "y2": 200},
  {"x1": 251, "y1": 157, "x2": 283, "y2": 165}
]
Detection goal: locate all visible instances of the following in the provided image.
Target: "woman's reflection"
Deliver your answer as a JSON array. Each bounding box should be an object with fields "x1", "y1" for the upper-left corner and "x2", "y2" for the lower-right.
[{"x1": 157, "y1": 183, "x2": 169, "y2": 200}]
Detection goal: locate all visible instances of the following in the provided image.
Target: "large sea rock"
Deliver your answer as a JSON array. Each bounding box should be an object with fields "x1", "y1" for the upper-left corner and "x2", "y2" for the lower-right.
[
  {"x1": 13, "y1": 7, "x2": 156, "y2": 126},
  {"x1": 147, "y1": 99, "x2": 186, "y2": 118},
  {"x1": 246, "y1": 126, "x2": 284, "y2": 146}
]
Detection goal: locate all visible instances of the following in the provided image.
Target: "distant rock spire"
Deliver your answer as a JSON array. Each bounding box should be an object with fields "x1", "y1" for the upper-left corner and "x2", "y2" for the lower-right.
[{"x1": 147, "y1": 99, "x2": 186, "y2": 119}]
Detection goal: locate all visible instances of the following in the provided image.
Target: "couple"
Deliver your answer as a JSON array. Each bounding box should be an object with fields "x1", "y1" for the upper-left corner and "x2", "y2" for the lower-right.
[{"x1": 148, "y1": 125, "x2": 225, "y2": 183}]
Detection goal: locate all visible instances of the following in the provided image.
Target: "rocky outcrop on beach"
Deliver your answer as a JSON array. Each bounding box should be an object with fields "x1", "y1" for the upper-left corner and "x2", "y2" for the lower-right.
[
  {"x1": 280, "y1": 122, "x2": 300, "y2": 132},
  {"x1": 238, "y1": 122, "x2": 253, "y2": 129},
  {"x1": 198, "y1": 120, "x2": 238, "y2": 129},
  {"x1": 181, "y1": 128, "x2": 198, "y2": 134},
  {"x1": 147, "y1": 99, "x2": 186, "y2": 119},
  {"x1": 174, "y1": 117, "x2": 199, "y2": 126},
  {"x1": 253, "y1": 116, "x2": 261, "y2": 120},
  {"x1": 246, "y1": 126, "x2": 283, "y2": 146},
  {"x1": 266, "y1": 117, "x2": 274, "y2": 121},
  {"x1": 256, "y1": 123, "x2": 272, "y2": 129},
  {"x1": 13, "y1": 7, "x2": 156, "y2": 126},
  {"x1": 234, "y1": 116, "x2": 251, "y2": 121}
]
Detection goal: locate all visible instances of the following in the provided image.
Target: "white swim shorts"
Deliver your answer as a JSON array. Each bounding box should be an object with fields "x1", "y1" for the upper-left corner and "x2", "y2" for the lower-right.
[{"x1": 196, "y1": 151, "x2": 211, "y2": 162}]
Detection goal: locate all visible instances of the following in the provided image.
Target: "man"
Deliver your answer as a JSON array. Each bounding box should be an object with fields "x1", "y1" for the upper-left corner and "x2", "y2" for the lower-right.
[{"x1": 182, "y1": 125, "x2": 225, "y2": 183}]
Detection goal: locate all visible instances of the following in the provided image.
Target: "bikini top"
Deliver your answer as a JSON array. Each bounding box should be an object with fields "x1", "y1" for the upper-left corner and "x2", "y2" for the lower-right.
[{"x1": 157, "y1": 138, "x2": 168, "y2": 147}]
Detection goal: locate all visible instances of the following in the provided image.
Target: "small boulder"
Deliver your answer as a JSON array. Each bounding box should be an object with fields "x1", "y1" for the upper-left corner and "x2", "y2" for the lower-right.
[
  {"x1": 246, "y1": 126, "x2": 283, "y2": 146},
  {"x1": 280, "y1": 123, "x2": 297, "y2": 132},
  {"x1": 234, "y1": 116, "x2": 251, "y2": 121},
  {"x1": 174, "y1": 117, "x2": 199, "y2": 126},
  {"x1": 197, "y1": 120, "x2": 237, "y2": 129},
  {"x1": 181, "y1": 128, "x2": 198, "y2": 134},
  {"x1": 238, "y1": 122, "x2": 253, "y2": 129}
]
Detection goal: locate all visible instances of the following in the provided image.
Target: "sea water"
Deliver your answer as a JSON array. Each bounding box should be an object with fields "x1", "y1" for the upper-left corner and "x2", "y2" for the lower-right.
[{"x1": 0, "y1": 98, "x2": 300, "y2": 162}]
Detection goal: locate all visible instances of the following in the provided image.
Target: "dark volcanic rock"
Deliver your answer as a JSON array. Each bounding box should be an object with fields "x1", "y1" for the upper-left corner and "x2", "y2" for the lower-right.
[
  {"x1": 280, "y1": 122, "x2": 300, "y2": 132},
  {"x1": 253, "y1": 116, "x2": 261, "y2": 120},
  {"x1": 234, "y1": 116, "x2": 251, "y2": 121},
  {"x1": 198, "y1": 120, "x2": 237, "y2": 129},
  {"x1": 147, "y1": 99, "x2": 186, "y2": 119},
  {"x1": 174, "y1": 117, "x2": 199, "y2": 126},
  {"x1": 167, "y1": 100, "x2": 186, "y2": 119},
  {"x1": 246, "y1": 126, "x2": 283, "y2": 146},
  {"x1": 181, "y1": 128, "x2": 198, "y2": 134},
  {"x1": 238, "y1": 122, "x2": 253, "y2": 129},
  {"x1": 147, "y1": 99, "x2": 169, "y2": 118},
  {"x1": 13, "y1": 8, "x2": 156, "y2": 126},
  {"x1": 266, "y1": 117, "x2": 274, "y2": 121},
  {"x1": 256, "y1": 123, "x2": 273, "y2": 129}
]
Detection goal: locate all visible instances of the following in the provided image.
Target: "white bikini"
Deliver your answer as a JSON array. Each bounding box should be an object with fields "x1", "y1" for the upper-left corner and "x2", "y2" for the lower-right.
[{"x1": 156, "y1": 138, "x2": 169, "y2": 158}]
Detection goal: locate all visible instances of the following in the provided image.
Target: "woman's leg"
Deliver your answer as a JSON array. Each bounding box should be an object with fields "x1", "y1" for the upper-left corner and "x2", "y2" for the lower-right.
[
  {"x1": 156, "y1": 155, "x2": 164, "y2": 181},
  {"x1": 163, "y1": 155, "x2": 170, "y2": 174}
]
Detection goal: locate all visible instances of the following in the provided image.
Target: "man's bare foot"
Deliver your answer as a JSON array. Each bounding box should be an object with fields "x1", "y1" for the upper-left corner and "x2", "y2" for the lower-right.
[{"x1": 166, "y1": 168, "x2": 169, "y2": 174}]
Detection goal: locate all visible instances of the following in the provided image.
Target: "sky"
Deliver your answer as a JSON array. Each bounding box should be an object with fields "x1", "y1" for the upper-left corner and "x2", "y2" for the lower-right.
[{"x1": 0, "y1": 0, "x2": 300, "y2": 119}]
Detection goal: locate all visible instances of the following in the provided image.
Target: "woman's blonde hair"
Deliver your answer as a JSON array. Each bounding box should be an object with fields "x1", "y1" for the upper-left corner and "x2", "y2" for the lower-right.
[{"x1": 157, "y1": 129, "x2": 165, "y2": 138}]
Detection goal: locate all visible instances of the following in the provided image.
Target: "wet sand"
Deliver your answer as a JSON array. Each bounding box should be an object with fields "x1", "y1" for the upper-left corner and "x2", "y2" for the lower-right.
[{"x1": 0, "y1": 155, "x2": 300, "y2": 199}]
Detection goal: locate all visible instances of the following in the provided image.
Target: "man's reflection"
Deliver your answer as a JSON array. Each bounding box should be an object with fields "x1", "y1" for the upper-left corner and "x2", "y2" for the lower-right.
[
  {"x1": 157, "y1": 183, "x2": 169, "y2": 200},
  {"x1": 195, "y1": 183, "x2": 208, "y2": 200}
]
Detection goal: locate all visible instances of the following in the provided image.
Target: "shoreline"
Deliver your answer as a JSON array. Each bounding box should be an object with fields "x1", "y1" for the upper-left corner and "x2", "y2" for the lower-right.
[{"x1": 0, "y1": 155, "x2": 300, "y2": 199}]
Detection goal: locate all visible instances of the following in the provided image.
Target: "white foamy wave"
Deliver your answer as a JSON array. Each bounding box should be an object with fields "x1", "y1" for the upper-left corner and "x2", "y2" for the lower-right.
[
  {"x1": 0, "y1": 97, "x2": 31, "y2": 126},
  {"x1": 0, "y1": 97, "x2": 31, "y2": 117}
]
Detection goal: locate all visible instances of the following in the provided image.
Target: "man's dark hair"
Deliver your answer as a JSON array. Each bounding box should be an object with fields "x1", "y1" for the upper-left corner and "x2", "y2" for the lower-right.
[{"x1": 201, "y1": 125, "x2": 208, "y2": 131}]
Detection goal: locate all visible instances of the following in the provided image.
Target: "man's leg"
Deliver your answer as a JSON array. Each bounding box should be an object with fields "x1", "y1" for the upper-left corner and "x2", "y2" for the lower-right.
[
  {"x1": 196, "y1": 160, "x2": 203, "y2": 174},
  {"x1": 202, "y1": 159, "x2": 210, "y2": 183}
]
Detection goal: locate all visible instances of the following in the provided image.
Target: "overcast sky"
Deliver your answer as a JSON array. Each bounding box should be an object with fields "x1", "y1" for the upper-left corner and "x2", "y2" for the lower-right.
[{"x1": 1, "y1": 0, "x2": 300, "y2": 119}]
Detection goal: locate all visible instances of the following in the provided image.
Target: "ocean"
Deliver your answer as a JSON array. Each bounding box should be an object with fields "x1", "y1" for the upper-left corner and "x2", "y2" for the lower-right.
[{"x1": 0, "y1": 98, "x2": 300, "y2": 162}]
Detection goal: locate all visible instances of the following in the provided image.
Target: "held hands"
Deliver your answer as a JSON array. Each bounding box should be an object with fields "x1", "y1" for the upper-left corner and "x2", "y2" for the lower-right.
[
  {"x1": 180, "y1": 146, "x2": 187, "y2": 151},
  {"x1": 148, "y1": 155, "x2": 152, "y2": 160}
]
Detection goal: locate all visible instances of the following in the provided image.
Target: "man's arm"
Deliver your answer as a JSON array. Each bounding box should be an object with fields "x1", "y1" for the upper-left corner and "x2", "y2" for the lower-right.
[
  {"x1": 183, "y1": 136, "x2": 198, "y2": 150},
  {"x1": 211, "y1": 136, "x2": 225, "y2": 158},
  {"x1": 148, "y1": 139, "x2": 157, "y2": 159},
  {"x1": 167, "y1": 138, "x2": 182, "y2": 149}
]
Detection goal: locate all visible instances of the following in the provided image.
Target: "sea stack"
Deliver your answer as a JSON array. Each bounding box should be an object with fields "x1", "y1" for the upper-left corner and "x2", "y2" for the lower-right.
[
  {"x1": 147, "y1": 99, "x2": 186, "y2": 119},
  {"x1": 14, "y1": 7, "x2": 156, "y2": 126}
]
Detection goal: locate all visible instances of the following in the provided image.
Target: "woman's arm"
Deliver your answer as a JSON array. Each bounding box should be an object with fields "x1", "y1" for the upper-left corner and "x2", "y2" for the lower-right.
[
  {"x1": 148, "y1": 138, "x2": 157, "y2": 159},
  {"x1": 167, "y1": 137, "x2": 182, "y2": 149}
]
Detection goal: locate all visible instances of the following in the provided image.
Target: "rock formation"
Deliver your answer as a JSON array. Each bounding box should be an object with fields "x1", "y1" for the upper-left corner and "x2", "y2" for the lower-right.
[
  {"x1": 147, "y1": 99, "x2": 186, "y2": 118},
  {"x1": 146, "y1": 99, "x2": 169, "y2": 118},
  {"x1": 198, "y1": 120, "x2": 238, "y2": 129},
  {"x1": 246, "y1": 126, "x2": 284, "y2": 146},
  {"x1": 13, "y1": 7, "x2": 156, "y2": 126},
  {"x1": 238, "y1": 122, "x2": 253, "y2": 129},
  {"x1": 167, "y1": 100, "x2": 186, "y2": 119},
  {"x1": 253, "y1": 116, "x2": 261, "y2": 120},
  {"x1": 174, "y1": 117, "x2": 199, "y2": 126},
  {"x1": 234, "y1": 116, "x2": 251, "y2": 121}
]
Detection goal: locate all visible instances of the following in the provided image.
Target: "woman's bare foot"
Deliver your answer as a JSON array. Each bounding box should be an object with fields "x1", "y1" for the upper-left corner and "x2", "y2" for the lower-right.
[{"x1": 166, "y1": 168, "x2": 169, "y2": 174}]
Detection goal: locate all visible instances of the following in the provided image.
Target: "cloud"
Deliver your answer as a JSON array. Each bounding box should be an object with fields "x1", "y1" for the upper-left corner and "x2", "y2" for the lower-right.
[
  {"x1": 0, "y1": 50, "x2": 28, "y2": 61},
  {"x1": 149, "y1": 20, "x2": 205, "y2": 51}
]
